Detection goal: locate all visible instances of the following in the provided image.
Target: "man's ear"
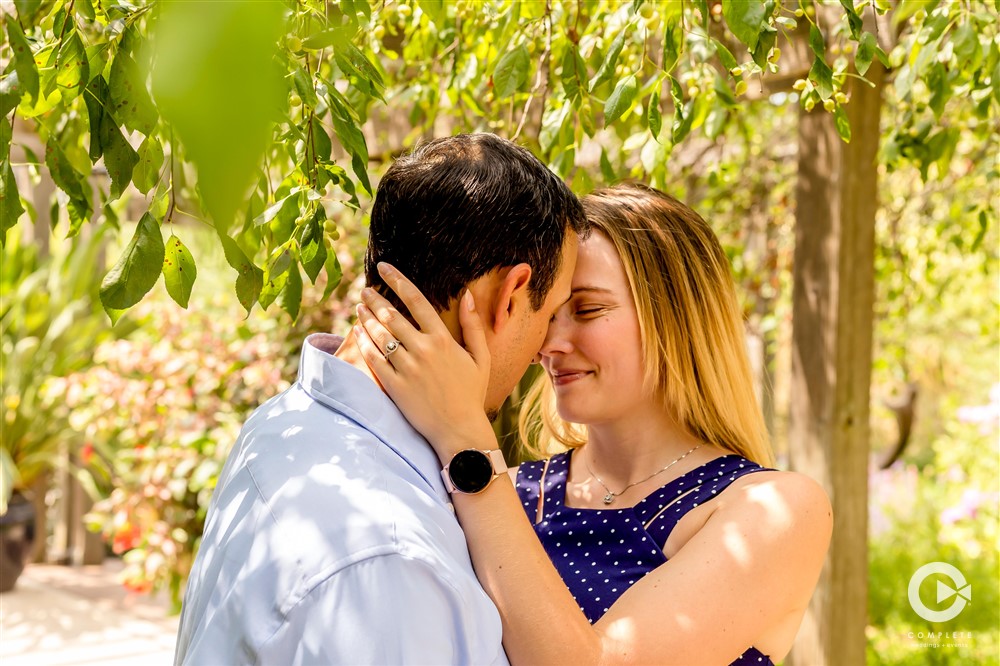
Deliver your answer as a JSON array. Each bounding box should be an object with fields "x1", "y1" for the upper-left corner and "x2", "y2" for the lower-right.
[{"x1": 492, "y1": 263, "x2": 533, "y2": 332}]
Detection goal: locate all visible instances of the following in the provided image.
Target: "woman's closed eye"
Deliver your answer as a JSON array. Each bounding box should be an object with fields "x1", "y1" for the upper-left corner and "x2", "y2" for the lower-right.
[{"x1": 575, "y1": 306, "x2": 607, "y2": 317}]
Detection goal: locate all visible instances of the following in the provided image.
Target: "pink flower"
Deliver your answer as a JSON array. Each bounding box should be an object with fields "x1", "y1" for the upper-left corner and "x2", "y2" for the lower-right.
[{"x1": 957, "y1": 383, "x2": 1000, "y2": 433}]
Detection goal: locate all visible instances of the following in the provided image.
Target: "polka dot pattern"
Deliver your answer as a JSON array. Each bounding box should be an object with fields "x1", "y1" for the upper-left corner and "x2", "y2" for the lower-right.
[{"x1": 516, "y1": 452, "x2": 774, "y2": 666}]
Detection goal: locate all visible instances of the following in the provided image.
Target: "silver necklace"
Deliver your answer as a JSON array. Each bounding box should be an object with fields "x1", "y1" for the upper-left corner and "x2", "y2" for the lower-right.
[{"x1": 584, "y1": 444, "x2": 702, "y2": 505}]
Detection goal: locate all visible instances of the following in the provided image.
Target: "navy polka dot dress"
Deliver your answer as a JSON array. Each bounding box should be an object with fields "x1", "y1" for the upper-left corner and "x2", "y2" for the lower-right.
[{"x1": 515, "y1": 451, "x2": 774, "y2": 666}]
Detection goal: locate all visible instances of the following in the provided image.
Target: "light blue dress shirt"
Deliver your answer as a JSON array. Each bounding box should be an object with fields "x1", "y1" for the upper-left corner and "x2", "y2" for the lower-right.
[{"x1": 175, "y1": 334, "x2": 509, "y2": 666}]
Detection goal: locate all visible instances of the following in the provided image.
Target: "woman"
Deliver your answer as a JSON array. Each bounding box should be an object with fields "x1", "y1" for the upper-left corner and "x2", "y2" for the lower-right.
[{"x1": 354, "y1": 184, "x2": 832, "y2": 665}]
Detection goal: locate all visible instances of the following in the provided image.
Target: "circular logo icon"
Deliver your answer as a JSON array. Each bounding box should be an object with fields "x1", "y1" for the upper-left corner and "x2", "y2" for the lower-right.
[{"x1": 908, "y1": 562, "x2": 971, "y2": 622}]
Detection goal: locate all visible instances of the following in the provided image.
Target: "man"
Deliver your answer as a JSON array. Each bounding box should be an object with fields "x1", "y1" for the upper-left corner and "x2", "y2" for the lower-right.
[{"x1": 175, "y1": 133, "x2": 587, "y2": 665}]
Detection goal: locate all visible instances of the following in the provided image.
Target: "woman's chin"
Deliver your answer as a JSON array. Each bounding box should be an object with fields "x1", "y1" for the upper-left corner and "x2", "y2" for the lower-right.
[{"x1": 556, "y1": 404, "x2": 591, "y2": 426}]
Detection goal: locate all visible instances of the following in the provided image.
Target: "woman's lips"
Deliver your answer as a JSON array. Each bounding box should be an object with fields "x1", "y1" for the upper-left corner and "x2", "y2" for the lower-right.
[{"x1": 551, "y1": 371, "x2": 591, "y2": 386}]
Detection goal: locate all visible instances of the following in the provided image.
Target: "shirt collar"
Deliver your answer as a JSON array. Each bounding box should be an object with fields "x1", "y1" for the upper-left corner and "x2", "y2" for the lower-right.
[{"x1": 298, "y1": 333, "x2": 451, "y2": 505}]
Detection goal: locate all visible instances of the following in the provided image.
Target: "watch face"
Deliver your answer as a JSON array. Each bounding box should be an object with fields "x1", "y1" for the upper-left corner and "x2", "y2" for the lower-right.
[{"x1": 448, "y1": 449, "x2": 494, "y2": 494}]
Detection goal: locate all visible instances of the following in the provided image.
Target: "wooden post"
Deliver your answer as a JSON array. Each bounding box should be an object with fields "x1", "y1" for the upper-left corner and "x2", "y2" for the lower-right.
[{"x1": 787, "y1": 64, "x2": 885, "y2": 666}]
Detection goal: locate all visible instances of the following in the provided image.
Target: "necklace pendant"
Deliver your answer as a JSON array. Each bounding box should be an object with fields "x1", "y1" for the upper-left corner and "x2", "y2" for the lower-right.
[{"x1": 603, "y1": 492, "x2": 615, "y2": 505}]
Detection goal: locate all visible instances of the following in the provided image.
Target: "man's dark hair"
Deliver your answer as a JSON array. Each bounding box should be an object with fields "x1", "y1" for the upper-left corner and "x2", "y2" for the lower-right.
[{"x1": 365, "y1": 133, "x2": 589, "y2": 312}]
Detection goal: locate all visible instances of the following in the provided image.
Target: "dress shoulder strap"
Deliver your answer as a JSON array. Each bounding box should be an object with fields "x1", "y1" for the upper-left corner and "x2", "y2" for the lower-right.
[
  {"x1": 515, "y1": 452, "x2": 571, "y2": 524},
  {"x1": 634, "y1": 455, "x2": 772, "y2": 550}
]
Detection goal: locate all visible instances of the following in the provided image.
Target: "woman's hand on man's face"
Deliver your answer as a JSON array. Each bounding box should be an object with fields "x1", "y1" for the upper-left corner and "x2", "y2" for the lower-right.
[{"x1": 354, "y1": 263, "x2": 495, "y2": 459}]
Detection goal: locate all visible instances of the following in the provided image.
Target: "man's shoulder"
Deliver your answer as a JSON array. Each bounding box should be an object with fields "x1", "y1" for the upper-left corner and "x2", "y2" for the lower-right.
[{"x1": 213, "y1": 382, "x2": 459, "y2": 563}]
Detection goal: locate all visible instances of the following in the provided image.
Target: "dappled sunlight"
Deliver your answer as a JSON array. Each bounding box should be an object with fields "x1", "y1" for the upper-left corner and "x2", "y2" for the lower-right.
[{"x1": 1, "y1": 1, "x2": 993, "y2": 664}]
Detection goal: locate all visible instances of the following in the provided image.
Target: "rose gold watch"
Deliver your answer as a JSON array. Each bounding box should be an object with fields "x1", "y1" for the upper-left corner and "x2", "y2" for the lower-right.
[{"x1": 441, "y1": 448, "x2": 508, "y2": 494}]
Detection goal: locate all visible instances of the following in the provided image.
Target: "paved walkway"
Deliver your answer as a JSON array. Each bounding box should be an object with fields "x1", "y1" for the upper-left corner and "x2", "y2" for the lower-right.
[{"x1": 0, "y1": 560, "x2": 179, "y2": 666}]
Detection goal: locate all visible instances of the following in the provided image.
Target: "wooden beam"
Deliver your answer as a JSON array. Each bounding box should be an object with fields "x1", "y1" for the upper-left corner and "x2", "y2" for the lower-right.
[{"x1": 786, "y1": 62, "x2": 886, "y2": 666}]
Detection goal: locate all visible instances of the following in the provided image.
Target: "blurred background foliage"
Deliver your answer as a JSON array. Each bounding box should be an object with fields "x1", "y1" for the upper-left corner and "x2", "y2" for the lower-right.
[{"x1": 0, "y1": 0, "x2": 997, "y2": 661}]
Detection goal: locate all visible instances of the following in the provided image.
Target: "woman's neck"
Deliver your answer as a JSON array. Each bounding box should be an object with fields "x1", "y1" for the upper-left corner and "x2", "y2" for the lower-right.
[{"x1": 581, "y1": 400, "x2": 708, "y2": 487}]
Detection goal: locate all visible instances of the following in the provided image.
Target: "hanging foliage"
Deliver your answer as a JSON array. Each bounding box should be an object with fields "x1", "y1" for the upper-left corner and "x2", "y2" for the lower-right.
[{"x1": 1, "y1": 0, "x2": 996, "y2": 320}]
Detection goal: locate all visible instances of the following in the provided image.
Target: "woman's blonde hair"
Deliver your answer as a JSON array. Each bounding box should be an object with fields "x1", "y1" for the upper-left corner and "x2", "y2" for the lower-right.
[{"x1": 518, "y1": 183, "x2": 774, "y2": 467}]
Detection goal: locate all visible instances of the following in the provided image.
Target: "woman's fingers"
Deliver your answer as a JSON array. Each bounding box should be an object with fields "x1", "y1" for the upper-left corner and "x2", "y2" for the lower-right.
[
  {"x1": 356, "y1": 304, "x2": 405, "y2": 361},
  {"x1": 360, "y1": 286, "x2": 420, "y2": 349},
  {"x1": 352, "y1": 322, "x2": 397, "y2": 381},
  {"x1": 376, "y1": 262, "x2": 447, "y2": 335},
  {"x1": 459, "y1": 290, "x2": 490, "y2": 370}
]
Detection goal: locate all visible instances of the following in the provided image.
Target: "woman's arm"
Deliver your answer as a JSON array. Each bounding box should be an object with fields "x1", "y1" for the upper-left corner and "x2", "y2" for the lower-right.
[{"x1": 354, "y1": 263, "x2": 832, "y2": 665}]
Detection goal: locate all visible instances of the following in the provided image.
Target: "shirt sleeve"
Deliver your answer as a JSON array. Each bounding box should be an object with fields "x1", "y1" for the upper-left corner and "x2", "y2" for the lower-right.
[{"x1": 255, "y1": 551, "x2": 507, "y2": 666}]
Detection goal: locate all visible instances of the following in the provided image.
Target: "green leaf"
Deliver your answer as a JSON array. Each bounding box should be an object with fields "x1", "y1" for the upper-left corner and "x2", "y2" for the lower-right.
[
  {"x1": 77, "y1": 0, "x2": 96, "y2": 20},
  {"x1": 418, "y1": 0, "x2": 449, "y2": 27},
  {"x1": 163, "y1": 233, "x2": 197, "y2": 308},
  {"x1": 722, "y1": 0, "x2": 767, "y2": 51},
  {"x1": 254, "y1": 191, "x2": 301, "y2": 226},
  {"x1": 218, "y1": 231, "x2": 263, "y2": 315},
  {"x1": 150, "y1": 0, "x2": 287, "y2": 228},
  {"x1": 38, "y1": 46, "x2": 61, "y2": 101},
  {"x1": 539, "y1": 103, "x2": 571, "y2": 153},
  {"x1": 599, "y1": 147, "x2": 616, "y2": 183},
  {"x1": 292, "y1": 66, "x2": 319, "y2": 109},
  {"x1": 834, "y1": 106, "x2": 851, "y2": 143},
  {"x1": 576, "y1": 96, "x2": 595, "y2": 137},
  {"x1": 7, "y1": 20, "x2": 39, "y2": 102},
  {"x1": 83, "y1": 76, "x2": 108, "y2": 162},
  {"x1": 750, "y1": 25, "x2": 777, "y2": 69},
  {"x1": 309, "y1": 115, "x2": 332, "y2": 161},
  {"x1": 922, "y1": 10, "x2": 951, "y2": 44},
  {"x1": 108, "y1": 49, "x2": 158, "y2": 136},
  {"x1": 647, "y1": 88, "x2": 662, "y2": 139},
  {"x1": 56, "y1": 31, "x2": 89, "y2": 98},
  {"x1": 278, "y1": 261, "x2": 302, "y2": 321},
  {"x1": 0, "y1": 71, "x2": 23, "y2": 117},
  {"x1": 662, "y1": 24, "x2": 681, "y2": 73},
  {"x1": 100, "y1": 213, "x2": 165, "y2": 313},
  {"x1": 926, "y1": 62, "x2": 950, "y2": 118},
  {"x1": 837, "y1": 0, "x2": 863, "y2": 39},
  {"x1": 316, "y1": 161, "x2": 345, "y2": 187},
  {"x1": 713, "y1": 39, "x2": 738, "y2": 73},
  {"x1": 692, "y1": 0, "x2": 710, "y2": 28},
  {"x1": 808, "y1": 25, "x2": 826, "y2": 58},
  {"x1": 809, "y1": 56, "x2": 834, "y2": 99},
  {"x1": 971, "y1": 210, "x2": 988, "y2": 252},
  {"x1": 299, "y1": 210, "x2": 328, "y2": 283},
  {"x1": 14, "y1": 0, "x2": 44, "y2": 23},
  {"x1": 704, "y1": 104, "x2": 728, "y2": 140},
  {"x1": 1, "y1": 159, "x2": 24, "y2": 246},
  {"x1": 891, "y1": 0, "x2": 928, "y2": 26},
  {"x1": 328, "y1": 92, "x2": 372, "y2": 195},
  {"x1": 45, "y1": 140, "x2": 92, "y2": 234},
  {"x1": 856, "y1": 32, "x2": 876, "y2": 75},
  {"x1": 561, "y1": 46, "x2": 587, "y2": 103},
  {"x1": 259, "y1": 243, "x2": 293, "y2": 309},
  {"x1": 0, "y1": 117, "x2": 10, "y2": 160},
  {"x1": 493, "y1": 44, "x2": 531, "y2": 99},
  {"x1": 926, "y1": 126, "x2": 959, "y2": 173},
  {"x1": 952, "y1": 23, "x2": 981, "y2": 71},
  {"x1": 589, "y1": 30, "x2": 626, "y2": 91},
  {"x1": 604, "y1": 74, "x2": 638, "y2": 125},
  {"x1": 301, "y1": 25, "x2": 355, "y2": 51},
  {"x1": 669, "y1": 76, "x2": 693, "y2": 143},
  {"x1": 993, "y1": 57, "x2": 1000, "y2": 107},
  {"x1": 713, "y1": 72, "x2": 738, "y2": 106},
  {"x1": 99, "y1": 114, "x2": 139, "y2": 198},
  {"x1": 133, "y1": 136, "x2": 164, "y2": 194},
  {"x1": 336, "y1": 43, "x2": 385, "y2": 98},
  {"x1": 322, "y1": 247, "x2": 343, "y2": 300}
]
